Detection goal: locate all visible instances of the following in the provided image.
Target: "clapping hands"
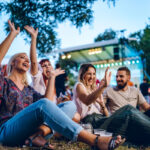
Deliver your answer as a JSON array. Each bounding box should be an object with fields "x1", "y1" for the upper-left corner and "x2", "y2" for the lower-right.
[{"x1": 99, "y1": 67, "x2": 111, "y2": 88}]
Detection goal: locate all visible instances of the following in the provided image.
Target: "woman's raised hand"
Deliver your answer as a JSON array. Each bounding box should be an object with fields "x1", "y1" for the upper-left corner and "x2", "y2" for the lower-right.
[
  {"x1": 8, "y1": 20, "x2": 20, "y2": 36},
  {"x1": 24, "y1": 25, "x2": 38, "y2": 38},
  {"x1": 99, "y1": 67, "x2": 111, "y2": 88},
  {"x1": 50, "y1": 68, "x2": 65, "y2": 77}
]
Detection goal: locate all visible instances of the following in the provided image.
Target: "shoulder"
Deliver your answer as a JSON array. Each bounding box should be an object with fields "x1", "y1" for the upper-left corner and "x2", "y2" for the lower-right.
[
  {"x1": 105, "y1": 86, "x2": 115, "y2": 92},
  {"x1": 74, "y1": 82, "x2": 87, "y2": 93},
  {"x1": 76, "y1": 82, "x2": 85, "y2": 88},
  {"x1": 129, "y1": 86, "x2": 139, "y2": 92}
]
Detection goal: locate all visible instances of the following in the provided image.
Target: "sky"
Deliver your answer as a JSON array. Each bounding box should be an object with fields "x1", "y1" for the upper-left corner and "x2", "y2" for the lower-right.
[{"x1": 0, "y1": 0, "x2": 150, "y2": 64}]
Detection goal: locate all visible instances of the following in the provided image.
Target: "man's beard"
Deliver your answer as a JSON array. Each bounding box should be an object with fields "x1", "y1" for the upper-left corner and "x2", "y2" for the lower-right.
[{"x1": 117, "y1": 81, "x2": 128, "y2": 89}]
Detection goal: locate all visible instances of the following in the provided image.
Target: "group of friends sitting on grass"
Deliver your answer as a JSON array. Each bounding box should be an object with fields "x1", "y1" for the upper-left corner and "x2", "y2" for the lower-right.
[{"x1": 0, "y1": 20, "x2": 150, "y2": 150}]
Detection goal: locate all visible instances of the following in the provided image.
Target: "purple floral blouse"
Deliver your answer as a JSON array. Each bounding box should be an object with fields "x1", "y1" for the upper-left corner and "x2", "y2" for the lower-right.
[{"x1": 0, "y1": 66, "x2": 42, "y2": 126}]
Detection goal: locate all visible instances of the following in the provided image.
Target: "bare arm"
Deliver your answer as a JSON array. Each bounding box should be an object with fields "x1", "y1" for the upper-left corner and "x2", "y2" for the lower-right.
[
  {"x1": 0, "y1": 20, "x2": 20, "y2": 64},
  {"x1": 24, "y1": 26, "x2": 38, "y2": 76},
  {"x1": 96, "y1": 94, "x2": 109, "y2": 116},
  {"x1": 76, "y1": 67, "x2": 111, "y2": 106},
  {"x1": 45, "y1": 69, "x2": 65, "y2": 101},
  {"x1": 140, "y1": 102, "x2": 150, "y2": 111}
]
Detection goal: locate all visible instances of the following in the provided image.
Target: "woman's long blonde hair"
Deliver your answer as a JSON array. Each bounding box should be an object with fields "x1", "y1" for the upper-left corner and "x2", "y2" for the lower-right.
[
  {"x1": 7, "y1": 53, "x2": 29, "y2": 86},
  {"x1": 78, "y1": 64, "x2": 96, "y2": 91}
]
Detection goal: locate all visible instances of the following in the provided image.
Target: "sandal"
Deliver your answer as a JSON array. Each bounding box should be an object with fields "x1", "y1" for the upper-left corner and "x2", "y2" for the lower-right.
[
  {"x1": 25, "y1": 134, "x2": 54, "y2": 149},
  {"x1": 108, "y1": 136, "x2": 125, "y2": 150},
  {"x1": 92, "y1": 135, "x2": 125, "y2": 150}
]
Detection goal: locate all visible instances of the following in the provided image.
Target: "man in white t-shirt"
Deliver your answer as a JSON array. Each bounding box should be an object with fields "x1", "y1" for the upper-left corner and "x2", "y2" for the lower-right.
[{"x1": 103, "y1": 66, "x2": 150, "y2": 114}]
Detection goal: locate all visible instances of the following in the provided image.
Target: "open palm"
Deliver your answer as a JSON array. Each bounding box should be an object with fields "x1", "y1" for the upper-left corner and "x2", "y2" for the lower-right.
[
  {"x1": 24, "y1": 25, "x2": 38, "y2": 38},
  {"x1": 8, "y1": 20, "x2": 20, "y2": 35},
  {"x1": 99, "y1": 67, "x2": 111, "y2": 88},
  {"x1": 50, "y1": 68, "x2": 65, "y2": 77}
]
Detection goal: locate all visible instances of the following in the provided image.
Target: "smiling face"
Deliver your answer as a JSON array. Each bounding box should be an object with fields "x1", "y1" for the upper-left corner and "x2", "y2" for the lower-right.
[
  {"x1": 83, "y1": 67, "x2": 96, "y2": 86},
  {"x1": 11, "y1": 53, "x2": 30, "y2": 73},
  {"x1": 41, "y1": 60, "x2": 53, "y2": 79},
  {"x1": 116, "y1": 70, "x2": 130, "y2": 89}
]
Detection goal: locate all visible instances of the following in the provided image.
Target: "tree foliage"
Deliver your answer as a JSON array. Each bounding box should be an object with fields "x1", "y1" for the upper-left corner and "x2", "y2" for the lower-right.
[
  {"x1": 0, "y1": 0, "x2": 116, "y2": 56},
  {"x1": 94, "y1": 28, "x2": 117, "y2": 42},
  {"x1": 56, "y1": 55, "x2": 78, "y2": 87},
  {"x1": 129, "y1": 21, "x2": 150, "y2": 76}
]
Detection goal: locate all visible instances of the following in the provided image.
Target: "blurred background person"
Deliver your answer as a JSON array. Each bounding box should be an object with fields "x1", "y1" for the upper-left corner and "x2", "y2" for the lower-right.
[
  {"x1": 55, "y1": 63, "x2": 68, "y2": 97},
  {"x1": 140, "y1": 77, "x2": 150, "y2": 104}
]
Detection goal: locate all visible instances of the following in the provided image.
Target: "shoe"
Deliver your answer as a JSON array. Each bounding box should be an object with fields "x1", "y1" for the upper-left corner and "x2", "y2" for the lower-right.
[
  {"x1": 92, "y1": 135, "x2": 125, "y2": 150},
  {"x1": 26, "y1": 134, "x2": 54, "y2": 149}
]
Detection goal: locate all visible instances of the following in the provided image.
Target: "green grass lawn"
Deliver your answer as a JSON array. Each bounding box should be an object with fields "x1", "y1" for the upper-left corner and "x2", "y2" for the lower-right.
[{"x1": 0, "y1": 137, "x2": 150, "y2": 150}]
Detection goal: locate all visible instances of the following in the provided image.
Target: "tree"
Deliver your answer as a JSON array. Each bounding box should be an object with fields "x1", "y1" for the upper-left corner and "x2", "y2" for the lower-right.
[
  {"x1": 56, "y1": 55, "x2": 78, "y2": 87},
  {"x1": 94, "y1": 28, "x2": 117, "y2": 42},
  {"x1": 129, "y1": 20, "x2": 150, "y2": 76},
  {"x1": 0, "y1": 0, "x2": 117, "y2": 56}
]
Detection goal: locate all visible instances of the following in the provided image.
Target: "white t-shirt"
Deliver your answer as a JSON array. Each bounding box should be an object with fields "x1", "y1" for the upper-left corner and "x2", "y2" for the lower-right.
[{"x1": 73, "y1": 82, "x2": 102, "y2": 119}]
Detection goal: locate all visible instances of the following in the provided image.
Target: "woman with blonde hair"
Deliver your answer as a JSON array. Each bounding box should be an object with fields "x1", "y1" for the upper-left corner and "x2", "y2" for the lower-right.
[{"x1": 73, "y1": 64, "x2": 110, "y2": 121}]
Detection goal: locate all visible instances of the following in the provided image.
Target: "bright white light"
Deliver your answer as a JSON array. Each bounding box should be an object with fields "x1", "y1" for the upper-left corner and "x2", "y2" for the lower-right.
[
  {"x1": 119, "y1": 62, "x2": 122, "y2": 65},
  {"x1": 61, "y1": 55, "x2": 66, "y2": 59},
  {"x1": 67, "y1": 54, "x2": 71, "y2": 59},
  {"x1": 104, "y1": 64, "x2": 107, "y2": 67}
]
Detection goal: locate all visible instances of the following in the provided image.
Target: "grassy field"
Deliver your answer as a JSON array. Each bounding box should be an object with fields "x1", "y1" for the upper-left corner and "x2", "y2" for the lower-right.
[{"x1": 0, "y1": 137, "x2": 150, "y2": 150}]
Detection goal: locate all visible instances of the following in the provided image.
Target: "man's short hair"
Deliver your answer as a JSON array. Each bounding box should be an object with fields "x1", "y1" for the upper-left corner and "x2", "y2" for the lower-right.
[
  {"x1": 117, "y1": 66, "x2": 131, "y2": 76},
  {"x1": 56, "y1": 63, "x2": 61, "y2": 69}
]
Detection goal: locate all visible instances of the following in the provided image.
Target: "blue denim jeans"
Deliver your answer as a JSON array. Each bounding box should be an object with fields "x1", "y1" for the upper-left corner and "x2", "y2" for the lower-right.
[{"x1": 0, "y1": 99, "x2": 83, "y2": 146}]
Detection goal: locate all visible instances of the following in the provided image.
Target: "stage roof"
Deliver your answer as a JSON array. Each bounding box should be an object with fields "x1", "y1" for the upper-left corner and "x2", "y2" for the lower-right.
[{"x1": 53, "y1": 39, "x2": 140, "y2": 64}]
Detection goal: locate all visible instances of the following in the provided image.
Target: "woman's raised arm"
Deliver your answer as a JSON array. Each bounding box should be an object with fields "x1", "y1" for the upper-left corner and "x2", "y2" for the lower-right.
[
  {"x1": 24, "y1": 25, "x2": 38, "y2": 76},
  {"x1": 76, "y1": 67, "x2": 111, "y2": 106},
  {"x1": 0, "y1": 20, "x2": 20, "y2": 64}
]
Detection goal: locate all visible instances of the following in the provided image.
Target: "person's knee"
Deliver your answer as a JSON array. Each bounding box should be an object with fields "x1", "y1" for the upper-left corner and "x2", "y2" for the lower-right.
[
  {"x1": 122, "y1": 104, "x2": 138, "y2": 116},
  {"x1": 72, "y1": 112, "x2": 81, "y2": 123},
  {"x1": 59, "y1": 101, "x2": 77, "y2": 112},
  {"x1": 65, "y1": 101, "x2": 76, "y2": 110},
  {"x1": 37, "y1": 98, "x2": 54, "y2": 109},
  {"x1": 121, "y1": 104, "x2": 135, "y2": 112}
]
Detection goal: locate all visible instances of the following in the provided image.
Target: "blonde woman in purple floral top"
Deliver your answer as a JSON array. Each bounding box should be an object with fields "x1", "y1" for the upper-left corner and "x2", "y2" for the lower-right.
[{"x1": 0, "y1": 20, "x2": 124, "y2": 150}]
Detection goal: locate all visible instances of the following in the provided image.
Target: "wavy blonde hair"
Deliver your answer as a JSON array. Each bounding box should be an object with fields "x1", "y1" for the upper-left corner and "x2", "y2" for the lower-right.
[
  {"x1": 7, "y1": 53, "x2": 29, "y2": 86},
  {"x1": 78, "y1": 64, "x2": 97, "y2": 91}
]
